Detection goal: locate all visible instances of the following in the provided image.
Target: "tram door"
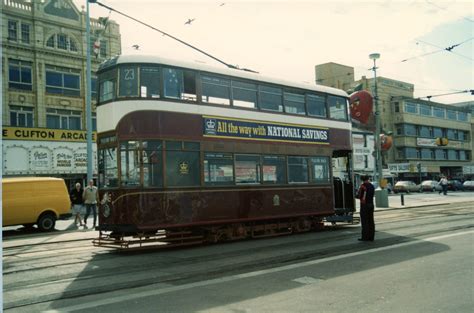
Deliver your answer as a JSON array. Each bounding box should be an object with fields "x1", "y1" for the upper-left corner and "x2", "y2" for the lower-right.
[{"x1": 332, "y1": 152, "x2": 355, "y2": 214}]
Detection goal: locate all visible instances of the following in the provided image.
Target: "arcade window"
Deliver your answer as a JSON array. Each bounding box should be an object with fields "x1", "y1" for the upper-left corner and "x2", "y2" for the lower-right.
[
  {"x1": 9, "y1": 59, "x2": 32, "y2": 91},
  {"x1": 46, "y1": 109, "x2": 81, "y2": 130},
  {"x1": 10, "y1": 106, "x2": 33, "y2": 127},
  {"x1": 45, "y1": 66, "x2": 81, "y2": 96}
]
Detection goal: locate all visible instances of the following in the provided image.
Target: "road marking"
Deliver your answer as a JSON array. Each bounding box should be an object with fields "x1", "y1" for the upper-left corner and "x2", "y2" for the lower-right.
[
  {"x1": 43, "y1": 230, "x2": 474, "y2": 313},
  {"x1": 292, "y1": 276, "x2": 323, "y2": 285}
]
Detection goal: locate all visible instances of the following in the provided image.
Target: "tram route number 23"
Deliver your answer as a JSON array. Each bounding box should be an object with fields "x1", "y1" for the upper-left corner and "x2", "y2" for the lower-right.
[{"x1": 124, "y1": 68, "x2": 135, "y2": 80}]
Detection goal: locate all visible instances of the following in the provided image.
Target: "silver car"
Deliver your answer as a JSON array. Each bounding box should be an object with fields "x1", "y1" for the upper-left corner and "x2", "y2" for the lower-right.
[{"x1": 394, "y1": 181, "x2": 421, "y2": 193}]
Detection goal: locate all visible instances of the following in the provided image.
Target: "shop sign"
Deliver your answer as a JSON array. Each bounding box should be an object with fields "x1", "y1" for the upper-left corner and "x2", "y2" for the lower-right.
[
  {"x1": 2, "y1": 127, "x2": 96, "y2": 142},
  {"x1": 389, "y1": 163, "x2": 410, "y2": 173},
  {"x1": 416, "y1": 138, "x2": 437, "y2": 147}
]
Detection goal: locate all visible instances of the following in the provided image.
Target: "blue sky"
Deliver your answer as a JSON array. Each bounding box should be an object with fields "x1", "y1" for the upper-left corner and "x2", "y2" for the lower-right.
[{"x1": 85, "y1": 0, "x2": 473, "y2": 104}]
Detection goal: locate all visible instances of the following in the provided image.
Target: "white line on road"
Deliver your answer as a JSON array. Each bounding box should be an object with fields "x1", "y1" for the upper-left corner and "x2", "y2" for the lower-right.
[{"x1": 43, "y1": 230, "x2": 474, "y2": 313}]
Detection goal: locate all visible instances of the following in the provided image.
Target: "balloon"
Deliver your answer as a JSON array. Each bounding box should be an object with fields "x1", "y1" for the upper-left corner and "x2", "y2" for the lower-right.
[{"x1": 349, "y1": 90, "x2": 373, "y2": 125}]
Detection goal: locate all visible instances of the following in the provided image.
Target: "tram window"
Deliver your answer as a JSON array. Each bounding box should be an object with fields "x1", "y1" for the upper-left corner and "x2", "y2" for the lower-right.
[
  {"x1": 165, "y1": 150, "x2": 200, "y2": 187},
  {"x1": 309, "y1": 156, "x2": 330, "y2": 183},
  {"x1": 307, "y1": 94, "x2": 327, "y2": 117},
  {"x1": 288, "y1": 156, "x2": 309, "y2": 183},
  {"x1": 119, "y1": 66, "x2": 139, "y2": 97},
  {"x1": 204, "y1": 153, "x2": 234, "y2": 185},
  {"x1": 183, "y1": 70, "x2": 197, "y2": 101},
  {"x1": 99, "y1": 80, "x2": 115, "y2": 102},
  {"x1": 99, "y1": 148, "x2": 118, "y2": 188},
  {"x1": 143, "y1": 140, "x2": 163, "y2": 187},
  {"x1": 284, "y1": 92, "x2": 305, "y2": 115},
  {"x1": 163, "y1": 68, "x2": 196, "y2": 101},
  {"x1": 140, "y1": 66, "x2": 160, "y2": 98},
  {"x1": 202, "y1": 75, "x2": 231, "y2": 105},
  {"x1": 120, "y1": 141, "x2": 141, "y2": 186},
  {"x1": 328, "y1": 96, "x2": 348, "y2": 121},
  {"x1": 262, "y1": 156, "x2": 286, "y2": 184},
  {"x1": 235, "y1": 155, "x2": 261, "y2": 184},
  {"x1": 232, "y1": 80, "x2": 257, "y2": 109},
  {"x1": 259, "y1": 85, "x2": 283, "y2": 112}
]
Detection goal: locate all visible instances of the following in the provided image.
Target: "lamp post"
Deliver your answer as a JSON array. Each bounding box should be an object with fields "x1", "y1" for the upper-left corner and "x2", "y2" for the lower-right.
[
  {"x1": 369, "y1": 53, "x2": 388, "y2": 207},
  {"x1": 85, "y1": 0, "x2": 95, "y2": 183}
]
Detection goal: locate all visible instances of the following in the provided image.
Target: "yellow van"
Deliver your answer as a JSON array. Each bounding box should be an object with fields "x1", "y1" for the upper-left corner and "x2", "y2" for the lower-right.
[{"x1": 2, "y1": 177, "x2": 72, "y2": 231}]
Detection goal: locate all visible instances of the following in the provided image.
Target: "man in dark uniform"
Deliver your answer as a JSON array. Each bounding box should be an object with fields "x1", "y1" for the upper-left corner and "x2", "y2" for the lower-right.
[{"x1": 357, "y1": 175, "x2": 375, "y2": 241}]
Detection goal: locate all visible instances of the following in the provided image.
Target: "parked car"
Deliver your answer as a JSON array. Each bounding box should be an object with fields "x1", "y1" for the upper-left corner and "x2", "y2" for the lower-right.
[
  {"x1": 420, "y1": 180, "x2": 438, "y2": 192},
  {"x1": 393, "y1": 181, "x2": 421, "y2": 193},
  {"x1": 447, "y1": 180, "x2": 464, "y2": 191},
  {"x1": 462, "y1": 180, "x2": 474, "y2": 191}
]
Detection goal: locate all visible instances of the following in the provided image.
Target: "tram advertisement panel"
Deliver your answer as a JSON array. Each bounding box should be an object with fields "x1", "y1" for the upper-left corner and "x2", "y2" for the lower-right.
[{"x1": 203, "y1": 116, "x2": 329, "y2": 144}]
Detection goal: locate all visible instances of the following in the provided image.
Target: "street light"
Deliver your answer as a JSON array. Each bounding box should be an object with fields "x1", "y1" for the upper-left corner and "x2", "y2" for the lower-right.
[
  {"x1": 369, "y1": 53, "x2": 388, "y2": 207},
  {"x1": 85, "y1": 0, "x2": 96, "y2": 183}
]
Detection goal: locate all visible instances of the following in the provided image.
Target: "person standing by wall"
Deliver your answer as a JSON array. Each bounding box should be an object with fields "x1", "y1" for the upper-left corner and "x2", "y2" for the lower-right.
[
  {"x1": 70, "y1": 182, "x2": 84, "y2": 227},
  {"x1": 83, "y1": 179, "x2": 99, "y2": 229},
  {"x1": 357, "y1": 175, "x2": 375, "y2": 241}
]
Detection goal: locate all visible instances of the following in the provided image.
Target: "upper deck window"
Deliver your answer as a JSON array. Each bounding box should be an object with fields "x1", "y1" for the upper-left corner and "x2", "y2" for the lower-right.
[
  {"x1": 284, "y1": 92, "x2": 305, "y2": 115},
  {"x1": 140, "y1": 67, "x2": 160, "y2": 98},
  {"x1": 119, "y1": 66, "x2": 138, "y2": 97},
  {"x1": 202, "y1": 75, "x2": 230, "y2": 105},
  {"x1": 99, "y1": 69, "x2": 116, "y2": 102},
  {"x1": 306, "y1": 94, "x2": 327, "y2": 117},
  {"x1": 328, "y1": 96, "x2": 348, "y2": 121},
  {"x1": 259, "y1": 85, "x2": 283, "y2": 112},
  {"x1": 232, "y1": 80, "x2": 257, "y2": 109},
  {"x1": 163, "y1": 68, "x2": 197, "y2": 101}
]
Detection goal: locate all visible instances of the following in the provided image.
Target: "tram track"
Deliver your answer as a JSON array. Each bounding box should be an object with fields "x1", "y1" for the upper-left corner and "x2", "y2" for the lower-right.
[
  {"x1": 3, "y1": 203, "x2": 473, "y2": 311},
  {"x1": 4, "y1": 220, "x2": 473, "y2": 310}
]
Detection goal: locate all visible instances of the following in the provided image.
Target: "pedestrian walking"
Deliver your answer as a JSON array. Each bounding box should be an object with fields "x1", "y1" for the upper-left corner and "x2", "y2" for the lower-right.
[
  {"x1": 83, "y1": 179, "x2": 99, "y2": 228},
  {"x1": 70, "y1": 182, "x2": 84, "y2": 227},
  {"x1": 356, "y1": 175, "x2": 375, "y2": 241},
  {"x1": 439, "y1": 176, "x2": 448, "y2": 195}
]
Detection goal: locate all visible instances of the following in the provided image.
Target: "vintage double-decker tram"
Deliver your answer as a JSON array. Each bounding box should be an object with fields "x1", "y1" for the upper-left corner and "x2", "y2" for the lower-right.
[{"x1": 94, "y1": 55, "x2": 354, "y2": 250}]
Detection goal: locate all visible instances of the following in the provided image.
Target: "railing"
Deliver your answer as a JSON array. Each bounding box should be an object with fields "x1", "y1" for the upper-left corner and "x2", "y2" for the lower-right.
[{"x1": 3, "y1": 0, "x2": 32, "y2": 11}]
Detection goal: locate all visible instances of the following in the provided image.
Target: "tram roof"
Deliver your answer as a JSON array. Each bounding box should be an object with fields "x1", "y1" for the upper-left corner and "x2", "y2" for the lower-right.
[{"x1": 99, "y1": 54, "x2": 349, "y2": 98}]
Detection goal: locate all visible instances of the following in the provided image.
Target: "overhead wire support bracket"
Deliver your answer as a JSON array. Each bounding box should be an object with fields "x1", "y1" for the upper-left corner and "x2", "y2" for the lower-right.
[{"x1": 93, "y1": 1, "x2": 258, "y2": 73}]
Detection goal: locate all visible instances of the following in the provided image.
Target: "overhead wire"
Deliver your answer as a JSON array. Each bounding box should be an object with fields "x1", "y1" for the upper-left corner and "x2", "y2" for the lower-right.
[
  {"x1": 93, "y1": 1, "x2": 258, "y2": 73},
  {"x1": 401, "y1": 38, "x2": 474, "y2": 62}
]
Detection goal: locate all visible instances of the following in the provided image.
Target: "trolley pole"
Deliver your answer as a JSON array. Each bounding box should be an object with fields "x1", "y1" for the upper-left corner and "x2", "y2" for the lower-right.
[{"x1": 86, "y1": 0, "x2": 94, "y2": 182}]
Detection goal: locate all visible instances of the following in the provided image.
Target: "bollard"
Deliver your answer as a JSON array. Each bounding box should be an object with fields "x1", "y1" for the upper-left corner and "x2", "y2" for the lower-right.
[{"x1": 400, "y1": 194, "x2": 405, "y2": 206}]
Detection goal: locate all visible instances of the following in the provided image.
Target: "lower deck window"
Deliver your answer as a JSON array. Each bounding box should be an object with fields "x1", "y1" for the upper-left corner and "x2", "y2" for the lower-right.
[
  {"x1": 121, "y1": 141, "x2": 141, "y2": 186},
  {"x1": 310, "y1": 157, "x2": 330, "y2": 182},
  {"x1": 288, "y1": 156, "x2": 309, "y2": 183},
  {"x1": 99, "y1": 147, "x2": 118, "y2": 188},
  {"x1": 204, "y1": 153, "x2": 234, "y2": 185},
  {"x1": 235, "y1": 155, "x2": 261, "y2": 184},
  {"x1": 100, "y1": 139, "x2": 333, "y2": 188},
  {"x1": 262, "y1": 156, "x2": 286, "y2": 184},
  {"x1": 165, "y1": 150, "x2": 200, "y2": 187}
]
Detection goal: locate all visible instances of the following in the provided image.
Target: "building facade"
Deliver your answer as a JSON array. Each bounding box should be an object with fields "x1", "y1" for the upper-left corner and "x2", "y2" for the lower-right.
[
  {"x1": 315, "y1": 63, "x2": 473, "y2": 181},
  {"x1": 2, "y1": 0, "x2": 121, "y2": 186}
]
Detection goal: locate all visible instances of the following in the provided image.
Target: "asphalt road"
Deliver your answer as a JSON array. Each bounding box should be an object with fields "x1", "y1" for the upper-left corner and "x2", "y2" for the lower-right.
[{"x1": 2, "y1": 197, "x2": 473, "y2": 313}]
